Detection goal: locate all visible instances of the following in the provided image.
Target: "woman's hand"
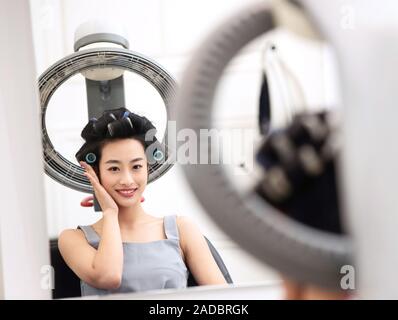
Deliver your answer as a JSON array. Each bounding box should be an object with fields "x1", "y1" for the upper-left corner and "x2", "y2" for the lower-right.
[{"x1": 80, "y1": 161, "x2": 119, "y2": 214}]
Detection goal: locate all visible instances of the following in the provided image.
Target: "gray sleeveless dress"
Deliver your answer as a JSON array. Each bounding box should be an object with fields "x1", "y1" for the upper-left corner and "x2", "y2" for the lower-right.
[{"x1": 77, "y1": 214, "x2": 188, "y2": 296}]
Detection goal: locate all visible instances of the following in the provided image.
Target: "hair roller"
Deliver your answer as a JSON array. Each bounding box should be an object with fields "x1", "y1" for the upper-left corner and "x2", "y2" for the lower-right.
[
  {"x1": 122, "y1": 116, "x2": 134, "y2": 131},
  {"x1": 107, "y1": 122, "x2": 115, "y2": 137},
  {"x1": 122, "y1": 111, "x2": 130, "y2": 118},
  {"x1": 109, "y1": 113, "x2": 117, "y2": 121},
  {"x1": 85, "y1": 152, "x2": 97, "y2": 164}
]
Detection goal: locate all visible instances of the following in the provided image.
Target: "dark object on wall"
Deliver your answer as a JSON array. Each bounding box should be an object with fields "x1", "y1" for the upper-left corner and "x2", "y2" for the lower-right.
[{"x1": 259, "y1": 73, "x2": 271, "y2": 135}]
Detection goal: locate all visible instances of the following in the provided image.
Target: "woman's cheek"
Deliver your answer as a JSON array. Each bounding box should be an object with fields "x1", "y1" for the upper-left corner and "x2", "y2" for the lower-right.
[{"x1": 102, "y1": 173, "x2": 118, "y2": 193}]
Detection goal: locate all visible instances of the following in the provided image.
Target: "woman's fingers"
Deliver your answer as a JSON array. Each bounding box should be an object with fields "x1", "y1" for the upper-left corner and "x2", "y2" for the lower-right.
[
  {"x1": 84, "y1": 171, "x2": 102, "y2": 190},
  {"x1": 80, "y1": 161, "x2": 100, "y2": 183},
  {"x1": 82, "y1": 164, "x2": 109, "y2": 201},
  {"x1": 81, "y1": 164, "x2": 102, "y2": 194},
  {"x1": 79, "y1": 160, "x2": 119, "y2": 213},
  {"x1": 80, "y1": 162, "x2": 102, "y2": 191}
]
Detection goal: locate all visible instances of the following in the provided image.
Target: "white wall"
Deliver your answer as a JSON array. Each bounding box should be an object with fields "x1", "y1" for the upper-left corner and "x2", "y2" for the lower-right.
[
  {"x1": 0, "y1": 0, "x2": 50, "y2": 299},
  {"x1": 29, "y1": 0, "x2": 339, "y2": 285}
]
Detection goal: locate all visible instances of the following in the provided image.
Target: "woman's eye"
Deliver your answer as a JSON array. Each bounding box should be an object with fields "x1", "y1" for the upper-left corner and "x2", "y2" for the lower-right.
[{"x1": 107, "y1": 165, "x2": 142, "y2": 171}]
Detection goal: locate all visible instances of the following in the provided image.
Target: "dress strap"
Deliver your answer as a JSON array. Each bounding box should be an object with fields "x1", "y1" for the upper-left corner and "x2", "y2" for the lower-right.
[
  {"x1": 77, "y1": 225, "x2": 100, "y2": 245},
  {"x1": 163, "y1": 215, "x2": 180, "y2": 241}
]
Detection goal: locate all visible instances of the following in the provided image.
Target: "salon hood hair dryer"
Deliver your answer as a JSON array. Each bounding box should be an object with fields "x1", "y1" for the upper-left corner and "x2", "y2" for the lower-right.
[
  {"x1": 39, "y1": 20, "x2": 177, "y2": 211},
  {"x1": 175, "y1": 0, "x2": 398, "y2": 298}
]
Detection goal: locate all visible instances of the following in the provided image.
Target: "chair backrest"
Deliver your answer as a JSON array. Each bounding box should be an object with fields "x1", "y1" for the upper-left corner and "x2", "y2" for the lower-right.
[
  {"x1": 187, "y1": 236, "x2": 233, "y2": 286},
  {"x1": 50, "y1": 239, "x2": 81, "y2": 299},
  {"x1": 50, "y1": 236, "x2": 233, "y2": 299}
]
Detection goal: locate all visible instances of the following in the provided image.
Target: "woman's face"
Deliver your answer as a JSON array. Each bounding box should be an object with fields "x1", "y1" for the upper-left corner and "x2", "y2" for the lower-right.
[{"x1": 98, "y1": 138, "x2": 148, "y2": 208}]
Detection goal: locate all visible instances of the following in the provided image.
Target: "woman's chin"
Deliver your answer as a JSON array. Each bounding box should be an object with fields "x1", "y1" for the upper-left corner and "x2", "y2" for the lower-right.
[{"x1": 115, "y1": 195, "x2": 140, "y2": 207}]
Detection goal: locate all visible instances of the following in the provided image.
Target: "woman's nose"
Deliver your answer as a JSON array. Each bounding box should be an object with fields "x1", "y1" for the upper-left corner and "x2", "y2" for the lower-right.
[{"x1": 119, "y1": 170, "x2": 135, "y2": 185}]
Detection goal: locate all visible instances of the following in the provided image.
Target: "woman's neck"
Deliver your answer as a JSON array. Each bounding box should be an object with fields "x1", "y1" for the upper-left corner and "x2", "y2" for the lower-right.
[{"x1": 116, "y1": 203, "x2": 148, "y2": 229}]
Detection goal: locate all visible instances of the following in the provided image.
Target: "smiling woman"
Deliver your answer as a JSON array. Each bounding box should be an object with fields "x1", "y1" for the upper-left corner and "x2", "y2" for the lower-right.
[{"x1": 57, "y1": 107, "x2": 228, "y2": 296}]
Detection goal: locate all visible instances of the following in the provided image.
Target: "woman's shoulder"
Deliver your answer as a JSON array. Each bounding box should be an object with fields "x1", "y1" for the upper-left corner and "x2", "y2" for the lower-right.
[
  {"x1": 174, "y1": 215, "x2": 202, "y2": 242},
  {"x1": 173, "y1": 215, "x2": 194, "y2": 229},
  {"x1": 58, "y1": 223, "x2": 96, "y2": 247},
  {"x1": 58, "y1": 227, "x2": 90, "y2": 248}
]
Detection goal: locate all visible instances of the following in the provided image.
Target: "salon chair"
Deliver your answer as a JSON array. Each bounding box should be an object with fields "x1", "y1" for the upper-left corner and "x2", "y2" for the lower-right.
[{"x1": 49, "y1": 236, "x2": 233, "y2": 299}]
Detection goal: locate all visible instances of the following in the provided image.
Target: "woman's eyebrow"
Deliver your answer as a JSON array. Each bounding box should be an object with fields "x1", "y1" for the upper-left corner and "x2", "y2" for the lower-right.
[{"x1": 105, "y1": 158, "x2": 144, "y2": 164}]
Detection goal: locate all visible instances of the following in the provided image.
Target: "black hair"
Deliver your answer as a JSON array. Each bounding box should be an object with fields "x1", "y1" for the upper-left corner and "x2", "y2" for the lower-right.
[{"x1": 75, "y1": 107, "x2": 161, "y2": 176}]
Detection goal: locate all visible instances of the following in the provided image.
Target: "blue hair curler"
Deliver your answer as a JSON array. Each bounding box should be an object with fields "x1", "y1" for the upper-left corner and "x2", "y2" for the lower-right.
[
  {"x1": 153, "y1": 149, "x2": 164, "y2": 161},
  {"x1": 85, "y1": 152, "x2": 97, "y2": 164},
  {"x1": 122, "y1": 111, "x2": 130, "y2": 118}
]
